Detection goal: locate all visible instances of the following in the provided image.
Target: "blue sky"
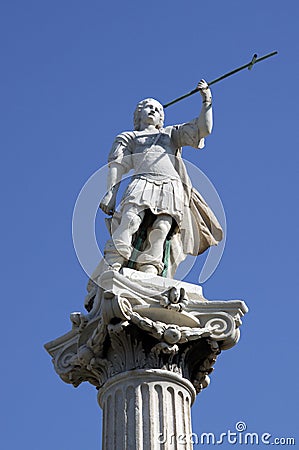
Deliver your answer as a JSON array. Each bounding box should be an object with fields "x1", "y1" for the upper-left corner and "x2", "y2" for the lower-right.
[{"x1": 1, "y1": 1, "x2": 298, "y2": 448}]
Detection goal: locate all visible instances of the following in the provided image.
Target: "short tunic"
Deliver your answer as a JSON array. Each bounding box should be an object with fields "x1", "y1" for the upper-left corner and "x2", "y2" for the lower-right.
[{"x1": 108, "y1": 120, "x2": 204, "y2": 226}]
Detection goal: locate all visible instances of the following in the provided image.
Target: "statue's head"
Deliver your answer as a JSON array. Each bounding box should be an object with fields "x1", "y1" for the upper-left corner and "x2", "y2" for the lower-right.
[{"x1": 134, "y1": 98, "x2": 164, "y2": 131}]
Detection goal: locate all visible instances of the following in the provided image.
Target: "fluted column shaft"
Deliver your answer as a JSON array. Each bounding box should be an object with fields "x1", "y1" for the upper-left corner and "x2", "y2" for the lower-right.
[{"x1": 98, "y1": 369, "x2": 196, "y2": 450}]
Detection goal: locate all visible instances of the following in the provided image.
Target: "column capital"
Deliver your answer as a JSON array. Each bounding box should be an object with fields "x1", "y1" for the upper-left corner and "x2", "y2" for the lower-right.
[{"x1": 45, "y1": 268, "x2": 247, "y2": 394}]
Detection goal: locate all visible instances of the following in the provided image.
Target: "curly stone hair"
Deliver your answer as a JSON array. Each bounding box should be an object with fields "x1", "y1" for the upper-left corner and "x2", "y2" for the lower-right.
[{"x1": 133, "y1": 98, "x2": 165, "y2": 131}]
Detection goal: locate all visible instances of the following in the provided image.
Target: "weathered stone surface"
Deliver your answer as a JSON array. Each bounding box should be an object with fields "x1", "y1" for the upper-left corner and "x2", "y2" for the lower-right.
[
  {"x1": 45, "y1": 80, "x2": 249, "y2": 449},
  {"x1": 98, "y1": 369, "x2": 195, "y2": 450},
  {"x1": 45, "y1": 269, "x2": 247, "y2": 391},
  {"x1": 98, "y1": 81, "x2": 221, "y2": 279},
  {"x1": 45, "y1": 269, "x2": 247, "y2": 448}
]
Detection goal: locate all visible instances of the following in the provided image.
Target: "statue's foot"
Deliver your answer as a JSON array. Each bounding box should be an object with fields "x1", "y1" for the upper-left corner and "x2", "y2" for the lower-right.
[
  {"x1": 138, "y1": 264, "x2": 159, "y2": 275},
  {"x1": 136, "y1": 252, "x2": 164, "y2": 275}
]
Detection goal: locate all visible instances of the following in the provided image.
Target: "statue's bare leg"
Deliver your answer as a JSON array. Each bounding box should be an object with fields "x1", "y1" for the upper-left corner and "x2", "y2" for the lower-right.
[
  {"x1": 104, "y1": 206, "x2": 145, "y2": 270},
  {"x1": 137, "y1": 214, "x2": 172, "y2": 275}
]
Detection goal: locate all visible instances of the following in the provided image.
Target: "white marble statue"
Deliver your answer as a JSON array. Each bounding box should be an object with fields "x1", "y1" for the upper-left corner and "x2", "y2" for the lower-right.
[{"x1": 100, "y1": 80, "x2": 223, "y2": 278}]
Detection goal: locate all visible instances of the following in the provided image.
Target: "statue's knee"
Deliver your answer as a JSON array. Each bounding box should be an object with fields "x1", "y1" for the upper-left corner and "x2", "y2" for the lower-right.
[
  {"x1": 122, "y1": 212, "x2": 142, "y2": 233},
  {"x1": 153, "y1": 216, "x2": 172, "y2": 235}
]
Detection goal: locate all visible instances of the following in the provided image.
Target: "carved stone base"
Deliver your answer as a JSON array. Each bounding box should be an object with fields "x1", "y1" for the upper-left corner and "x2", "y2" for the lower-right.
[
  {"x1": 98, "y1": 369, "x2": 195, "y2": 450},
  {"x1": 45, "y1": 268, "x2": 248, "y2": 448}
]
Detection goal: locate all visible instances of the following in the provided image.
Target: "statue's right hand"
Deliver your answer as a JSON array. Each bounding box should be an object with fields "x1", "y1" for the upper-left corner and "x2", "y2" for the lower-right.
[
  {"x1": 197, "y1": 79, "x2": 212, "y2": 102},
  {"x1": 99, "y1": 190, "x2": 116, "y2": 215}
]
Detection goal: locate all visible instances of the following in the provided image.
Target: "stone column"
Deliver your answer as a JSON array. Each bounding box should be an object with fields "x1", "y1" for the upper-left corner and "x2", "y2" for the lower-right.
[
  {"x1": 45, "y1": 269, "x2": 248, "y2": 450},
  {"x1": 98, "y1": 369, "x2": 195, "y2": 450}
]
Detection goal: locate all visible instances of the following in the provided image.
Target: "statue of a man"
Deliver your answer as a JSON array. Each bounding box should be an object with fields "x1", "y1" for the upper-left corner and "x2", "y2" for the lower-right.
[{"x1": 100, "y1": 80, "x2": 223, "y2": 278}]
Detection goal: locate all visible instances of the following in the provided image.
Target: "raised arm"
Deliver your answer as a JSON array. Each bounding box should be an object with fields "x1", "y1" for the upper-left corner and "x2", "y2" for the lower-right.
[
  {"x1": 171, "y1": 79, "x2": 213, "y2": 149},
  {"x1": 197, "y1": 79, "x2": 213, "y2": 137}
]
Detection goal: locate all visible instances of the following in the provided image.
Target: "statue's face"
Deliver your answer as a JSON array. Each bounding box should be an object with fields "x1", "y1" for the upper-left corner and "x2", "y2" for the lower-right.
[{"x1": 139, "y1": 100, "x2": 163, "y2": 129}]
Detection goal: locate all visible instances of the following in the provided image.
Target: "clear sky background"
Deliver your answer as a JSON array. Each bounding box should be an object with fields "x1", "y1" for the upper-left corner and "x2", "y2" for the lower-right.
[{"x1": 1, "y1": 1, "x2": 298, "y2": 449}]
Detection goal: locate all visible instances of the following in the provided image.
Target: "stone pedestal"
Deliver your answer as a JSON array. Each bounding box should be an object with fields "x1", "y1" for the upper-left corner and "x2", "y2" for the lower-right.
[{"x1": 45, "y1": 268, "x2": 248, "y2": 449}]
